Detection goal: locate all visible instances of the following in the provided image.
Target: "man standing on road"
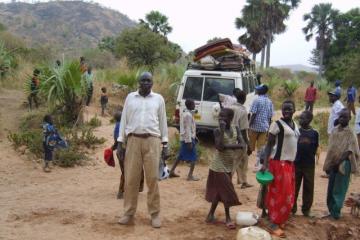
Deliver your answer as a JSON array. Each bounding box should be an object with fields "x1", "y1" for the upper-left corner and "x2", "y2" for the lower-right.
[
  {"x1": 327, "y1": 91, "x2": 344, "y2": 135},
  {"x1": 304, "y1": 81, "x2": 317, "y2": 113},
  {"x1": 117, "y1": 72, "x2": 168, "y2": 228},
  {"x1": 248, "y1": 84, "x2": 274, "y2": 171}
]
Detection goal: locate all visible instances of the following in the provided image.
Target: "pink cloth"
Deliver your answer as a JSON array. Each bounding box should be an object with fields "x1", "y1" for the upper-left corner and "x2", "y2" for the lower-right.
[{"x1": 305, "y1": 87, "x2": 317, "y2": 102}]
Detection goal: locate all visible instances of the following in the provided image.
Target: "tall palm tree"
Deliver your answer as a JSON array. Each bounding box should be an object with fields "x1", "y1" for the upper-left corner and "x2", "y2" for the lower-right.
[
  {"x1": 303, "y1": 3, "x2": 339, "y2": 76},
  {"x1": 235, "y1": 0, "x2": 267, "y2": 62},
  {"x1": 139, "y1": 11, "x2": 173, "y2": 37}
]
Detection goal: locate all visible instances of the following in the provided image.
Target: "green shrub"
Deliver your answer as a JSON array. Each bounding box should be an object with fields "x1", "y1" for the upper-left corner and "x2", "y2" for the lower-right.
[
  {"x1": 7, "y1": 129, "x2": 43, "y2": 157},
  {"x1": 316, "y1": 78, "x2": 331, "y2": 92},
  {"x1": 282, "y1": 79, "x2": 300, "y2": 97},
  {"x1": 54, "y1": 147, "x2": 87, "y2": 167},
  {"x1": 116, "y1": 69, "x2": 141, "y2": 92},
  {"x1": 86, "y1": 116, "x2": 101, "y2": 128}
]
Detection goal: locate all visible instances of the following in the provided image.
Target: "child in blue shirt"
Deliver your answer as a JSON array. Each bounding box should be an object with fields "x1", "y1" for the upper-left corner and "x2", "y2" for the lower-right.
[{"x1": 42, "y1": 115, "x2": 57, "y2": 172}]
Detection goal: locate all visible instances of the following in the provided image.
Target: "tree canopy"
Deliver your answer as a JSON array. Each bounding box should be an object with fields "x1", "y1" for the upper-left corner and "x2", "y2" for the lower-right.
[{"x1": 139, "y1": 11, "x2": 173, "y2": 37}]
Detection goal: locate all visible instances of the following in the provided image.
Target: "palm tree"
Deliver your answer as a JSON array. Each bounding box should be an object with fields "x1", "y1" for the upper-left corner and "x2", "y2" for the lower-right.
[
  {"x1": 235, "y1": 0, "x2": 267, "y2": 62},
  {"x1": 303, "y1": 3, "x2": 339, "y2": 76},
  {"x1": 40, "y1": 60, "x2": 87, "y2": 123},
  {"x1": 139, "y1": 11, "x2": 173, "y2": 37}
]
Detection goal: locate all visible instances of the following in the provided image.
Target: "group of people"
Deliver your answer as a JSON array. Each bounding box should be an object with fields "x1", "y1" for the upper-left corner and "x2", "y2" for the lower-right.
[{"x1": 40, "y1": 70, "x2": 359, "y2": 237}]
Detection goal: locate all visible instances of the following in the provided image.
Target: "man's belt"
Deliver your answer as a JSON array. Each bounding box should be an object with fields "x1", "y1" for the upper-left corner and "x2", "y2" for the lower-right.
[{"x1": 128, "y1": 133, "x2": 152, "y2": 138}]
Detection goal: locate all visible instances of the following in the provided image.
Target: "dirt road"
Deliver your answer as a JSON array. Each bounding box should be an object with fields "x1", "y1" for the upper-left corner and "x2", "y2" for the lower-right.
[{"x1": 1, "y1": 90, "x2": 360, "y2": 240}]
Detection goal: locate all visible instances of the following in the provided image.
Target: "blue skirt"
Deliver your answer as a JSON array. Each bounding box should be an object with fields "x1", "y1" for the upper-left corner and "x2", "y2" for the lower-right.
[{"x1": 177, "y1": 139, "x2": 197, "y2": 162}]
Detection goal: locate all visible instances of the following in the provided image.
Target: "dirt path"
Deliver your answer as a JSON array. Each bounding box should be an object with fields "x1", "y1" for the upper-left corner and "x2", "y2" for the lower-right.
[{"x1": 0, "y1": 90, "x2": 360, "y2": 240}]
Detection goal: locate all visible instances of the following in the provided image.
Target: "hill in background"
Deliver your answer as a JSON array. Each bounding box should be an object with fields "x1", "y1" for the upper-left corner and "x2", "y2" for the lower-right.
[
  {"x1": 0, "y1": 1, "x2": 136, "y2": 52},
  {"x1": 274, "y1": 64, "x2": 317, "y2": 73}
]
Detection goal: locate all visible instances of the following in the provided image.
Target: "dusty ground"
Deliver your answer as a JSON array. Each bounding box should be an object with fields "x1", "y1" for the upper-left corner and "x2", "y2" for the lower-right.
[{"x1": 1, "y1": 89, "x2": 360, "y2": 240}]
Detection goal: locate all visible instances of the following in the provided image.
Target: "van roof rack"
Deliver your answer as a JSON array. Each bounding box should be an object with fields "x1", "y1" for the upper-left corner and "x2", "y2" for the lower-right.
[{"x1": 186, "y1": 62, "x2": 255, "y2": 72}]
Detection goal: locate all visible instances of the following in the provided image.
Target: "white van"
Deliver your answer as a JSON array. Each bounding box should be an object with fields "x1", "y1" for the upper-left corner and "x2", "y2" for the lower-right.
[{"x1": 174, "y1": 69, "x2": 259, "y2": 132}]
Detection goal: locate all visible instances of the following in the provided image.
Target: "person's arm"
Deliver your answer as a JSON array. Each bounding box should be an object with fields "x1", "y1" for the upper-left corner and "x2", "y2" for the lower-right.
[
  {"x1": 340, "y1": 151, "x2": 352, "y2": 163},
  {"x1": 249, "y1": 100, "x2": 258, "y2": 126},
  {"x1": 260, "y1": 133, "x2": 276, "y2": 170},
  {"x1": 158, "y1": 95, "x2": 169, "y2": 144},
  {"x1": 214, "y1": 127, "x2": 225, "y2": 151},
  {"x1": 314, "y1": 131, "x2": 319, "y2": 154}
]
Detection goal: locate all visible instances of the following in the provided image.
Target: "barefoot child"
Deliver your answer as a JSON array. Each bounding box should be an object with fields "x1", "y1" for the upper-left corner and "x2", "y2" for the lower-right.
[
  {"x1": 100, "y1": 87, "x2": 108, "y2": 116},
  {"x1": 206, "y1": 108, "x2": 242, "y2": 230},
  {"x1": 42, "y1": 115, "x2": 57, "y2": 172},
  {"x1": 260, "y1": 100, "x2": 299, "y2": 238},
  {"x1": 292, "y1": 111, "x2": 319, "y2": 217},
  {"x1": 169, "y1": 99, "x2": 199, "y2": 181},
  {"x1": 324, "y1": 109, "x2": 359, "y2": 219}
]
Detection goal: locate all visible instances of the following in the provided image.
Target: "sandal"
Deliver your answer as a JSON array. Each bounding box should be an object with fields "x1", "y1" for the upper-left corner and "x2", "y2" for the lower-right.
[
  {"x1": 225, "y1": 221, "x2": 236, "y2": 230},
  {"x1": 259, "y1": 219, "x2": 286, "y2": 238}
]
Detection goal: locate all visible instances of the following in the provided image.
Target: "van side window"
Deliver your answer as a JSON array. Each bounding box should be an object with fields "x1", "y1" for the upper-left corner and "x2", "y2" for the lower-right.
[
  {"x1": 242, "y1": 75, "x2": 249, "y2": 94},
  {"x1": 203, "y1": 78, "x2": 235, "y2": 102},
  {"x1": 182, "y1": 77, "x2": 203, "y2": 101}
]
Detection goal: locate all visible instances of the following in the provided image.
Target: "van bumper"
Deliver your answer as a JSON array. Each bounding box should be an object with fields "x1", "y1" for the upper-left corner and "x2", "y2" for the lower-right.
[{"x1": 170, "y1": 124, "x2": 216, "y2": 133}]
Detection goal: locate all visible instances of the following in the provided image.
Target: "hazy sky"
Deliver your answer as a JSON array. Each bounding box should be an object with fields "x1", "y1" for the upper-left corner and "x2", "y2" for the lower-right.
[{"x1": 2, "y1": 0, "x2": 358, "y2": 66}]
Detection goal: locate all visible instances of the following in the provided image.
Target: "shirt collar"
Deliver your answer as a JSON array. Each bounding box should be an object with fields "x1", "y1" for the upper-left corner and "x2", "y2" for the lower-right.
[{"x1": 134, "y1": 90, "x2": 154, "y2": 97}]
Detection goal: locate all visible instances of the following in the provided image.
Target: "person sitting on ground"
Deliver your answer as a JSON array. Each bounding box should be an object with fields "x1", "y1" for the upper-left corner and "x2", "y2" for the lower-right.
[
  {"x1": 112, "y1": 111, "x2": 144, "y2": 199},
  {"x1": 169, "y1": 99, "x2": 199, "y2": 181},
  {"x1": 100, "y1": 87, "x2": 108, "y2": 116},
  {"x1": 84, "y1": 66, "x2": 94, "y2": 106},
  {"x1": 28, "y1": 69, "x2": 40, "y2": 110},
  {"x1": 260, "y1": 100, "x2": 300, "y2": 238},
  {"x1": 323, "y1": 109, "x2": 359, "y2": 220},
  {"x1": 205, "y1": 108, "x2": 242, "y2": 230},
  {"x1": 230, "y1": 88, "x2": 253, "y2": 189},
  {"x1": 292, "y1": 110, "x2": 319, "y2": 217}
]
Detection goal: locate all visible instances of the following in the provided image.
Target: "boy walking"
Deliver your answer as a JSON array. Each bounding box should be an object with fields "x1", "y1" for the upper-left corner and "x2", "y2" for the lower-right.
[
  {"x1": 292, "y1": 111, "x2": 319, "y2": 216},
  {"x1": 324, "y1": 109, "x2": 359, "y2": 219},
  {"x1": 169, "y1": 99, "x2": 199, "y2": 181},
  {"x1": 28, "y1": 69, "x2": 40, "y2": 110}
]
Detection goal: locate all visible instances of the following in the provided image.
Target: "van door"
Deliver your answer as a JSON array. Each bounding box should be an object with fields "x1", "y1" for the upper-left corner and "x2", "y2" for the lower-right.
[
  {"x1": 200, "y1": 77, "x2": 235, "y2": 127},
  {"x1": 179, "y1": 76, "x2": 204, "y2": 124}
]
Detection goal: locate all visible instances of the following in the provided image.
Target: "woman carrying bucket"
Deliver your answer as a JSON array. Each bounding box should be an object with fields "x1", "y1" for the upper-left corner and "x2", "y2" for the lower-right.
[{"x1": 259, "y1": 100, "x2": 300, "y2": 238}]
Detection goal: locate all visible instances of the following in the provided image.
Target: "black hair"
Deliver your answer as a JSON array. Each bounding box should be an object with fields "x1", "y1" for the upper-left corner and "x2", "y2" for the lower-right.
[
  {"x1": 114, "y1": 111, "x2": 121, "y2": 122},
  {"x1": 87, "y1": 66, "x2": 92, "y2": 72},
  {"x1": 221, "y1": 108, "x2": 234, "y2": 121},
  {"x1": 259, "y1": 85, "x2": 269, "y2": 95},
  {"x1": 282, "y1": 99, "x2": 295, "y2": 110},
  {"x1": 101, "y1": 87, "x2": 107, "y2": 93},
  {"x1": 80, "y1": 56, "x2": 85, "y2": 62},
  {"x1": 56, "y1": 60, "x2": 61, "y2": 66},
  {"x1": 33, "y1": 69, "x2": 40, "y2": 75},
  {"x1": 185, "y1": 99, "x2": 194, "y2": 109},
  {"x1": 233, "y1": 88, "x2": 246, "y2": 103},
  {"x1": 302, "y1": 110, "x2": 313, "y2": 121},
  {"x1": 43, "y1": 114, "x2": 52, "y2": 124}
]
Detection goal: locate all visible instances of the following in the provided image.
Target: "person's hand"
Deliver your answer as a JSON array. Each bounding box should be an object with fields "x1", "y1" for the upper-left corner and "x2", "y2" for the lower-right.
[
  {"x1": 260, "y1": 164, "x2": 267, "y2": 172},
  {"x1": 111, "y1": 141, "x2": 118, "y2": 151},
  {"x1": 161, "y1": 145, "x2": 169, "y2": 160},
  {"x1": 186, "y1": 142, "x2": 193, "y2": 151},
  {"x1": 116, "y1": 142, "x2": 125, "y2": 161},
  {"x1": 247, "y1": 145, "x2": 253, "y2": 156}
]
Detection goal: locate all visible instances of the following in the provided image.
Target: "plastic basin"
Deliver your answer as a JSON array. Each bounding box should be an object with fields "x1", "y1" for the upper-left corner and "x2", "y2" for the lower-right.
[{"x1": 256, "y1": 171, "x2": 274, "y2": 185}]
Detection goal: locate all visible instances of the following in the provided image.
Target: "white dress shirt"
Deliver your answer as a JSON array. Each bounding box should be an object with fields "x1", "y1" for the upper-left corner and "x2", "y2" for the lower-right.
[
  {"x1": 179, "y1": 110, "x2": 196, "y2": 143},
  {"x1": 355, "y1": 108, "x2": 360, "y2": 134},
  {"x1": 118, "y1": 91, "x2": 168, "y2": 143},
  {"x1": 328, "y1": 100, "x2": 344, "y2": 134}
]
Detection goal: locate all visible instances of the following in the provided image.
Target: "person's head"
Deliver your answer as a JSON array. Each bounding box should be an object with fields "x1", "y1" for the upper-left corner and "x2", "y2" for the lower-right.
[
  {"x1": 299, "y1": 110, "x2": 313, "y2": 129},
  {"x1": 281, "y1": 100, "x2": 295, "y2": 121},
  {"x1": 56, "y1": 60, "x2": 61, "y2": 66},
  {"x1": 233, "y1": 88, "x2": 246, "y2": 104},
  {"x1": 114, "y1": 111, "x2": 121, "y2": 122},
  {"x1": 349, "y1": 81, "x2": 353, "y2": 88},
  {"x1": 310, "y1": 81, "x2": 314, "y2": 87},
  {"x1": 335, "y1": 80, "x2": 341, "y2": 87},
  {"x1": 87, "y1": 66, "x2": 92, "y2": 74},
  {"x1": 328, "y1": 91, "x2": 340, "y2": 103},
  {"x1": 185, "y1": 99, "x2": 195, "y2": 111},
  {"x1": 255, "y1": 84, "x2": 268, "y2": 95},
  {"x1": 138, "y1": 71, "x2": 153, "y2": 97},
  {"x1": 33, "y1": 69, "x2": 40, "y2": 76},
  {"x1": 43, "y1": 114, "x2": 53, "y2": 124},
  {"x1": 218, "y1": 108, "x2": 234, "y2": 128},
  {"x1": 256, "y1": 73, "x2": 262, "y2": 83},
  {"x1": 80, "y1": 56, "x2": 85, "y2": 63},
  {"x1": 338, "y1": 108, "x2": 351, "y2": 127},
  {"x1": 101, "y1": 87, "x2": 107, "y2": 93}
]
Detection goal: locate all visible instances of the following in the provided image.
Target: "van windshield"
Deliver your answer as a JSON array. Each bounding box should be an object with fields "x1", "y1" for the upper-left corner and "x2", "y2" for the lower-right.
[{"x1": 203, "y1": 77, "x2": 235, "y2": 102}]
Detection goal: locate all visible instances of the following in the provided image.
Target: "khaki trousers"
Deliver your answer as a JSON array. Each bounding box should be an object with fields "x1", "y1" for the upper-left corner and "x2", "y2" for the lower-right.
[
  {"x1": 124, "y1": 136, "x2": 161, "y2": 216},
  {"x1": 236, "y1": 153, "x2": 249, "y2": 184},
  {"x1": 248, "y1": 130, "x2": 267, "y2": 151}
]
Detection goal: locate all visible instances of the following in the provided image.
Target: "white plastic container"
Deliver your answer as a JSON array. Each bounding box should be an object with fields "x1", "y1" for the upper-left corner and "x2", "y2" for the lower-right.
[
  {"x1": 236, "y1": 212, "x2": 259, "y2": 226},
  {"x1": 236, "y1": 226, "x2": 272, "y2": 240}
]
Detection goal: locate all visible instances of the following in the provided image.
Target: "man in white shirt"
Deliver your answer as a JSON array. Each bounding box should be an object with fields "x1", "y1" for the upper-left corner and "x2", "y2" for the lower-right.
[
  {"x1": 327, "y1": 91, "x2": 345, "y2": 135},
  {"x1": 117, "y1": 72, "x2": 168, "y2": 228}
]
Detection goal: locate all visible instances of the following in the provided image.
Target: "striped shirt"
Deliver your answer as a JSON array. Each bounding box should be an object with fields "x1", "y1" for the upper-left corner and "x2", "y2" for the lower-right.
[{"x1": 249, "y1": 95, "x2": 274, "y2": 132}]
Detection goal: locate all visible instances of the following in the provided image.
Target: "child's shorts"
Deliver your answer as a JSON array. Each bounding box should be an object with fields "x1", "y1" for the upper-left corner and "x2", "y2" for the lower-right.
[{"x1": 43, "y1": 142, "x2": 53, "y2": 161}]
